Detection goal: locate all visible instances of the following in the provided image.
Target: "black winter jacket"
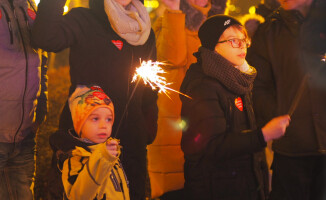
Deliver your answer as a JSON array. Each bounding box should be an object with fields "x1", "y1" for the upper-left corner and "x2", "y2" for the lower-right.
[
  {"x1": 180, "y1": 61, "x2": 268, "y2": 200},
  {"x1": 247, "y1": 7, "x2": 326, "y2": 156},
  {"x1": 31, "y1": 0, "x2": 158, "y2": 197}
]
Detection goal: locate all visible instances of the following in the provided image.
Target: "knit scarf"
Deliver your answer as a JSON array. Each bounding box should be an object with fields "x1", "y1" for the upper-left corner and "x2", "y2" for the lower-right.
[
  {"x1": 198, "y1": 47, "x2": 257, "y2": 95},
  {"x1": 104, "y1": 0, "x2": 151, "y2": 45}
]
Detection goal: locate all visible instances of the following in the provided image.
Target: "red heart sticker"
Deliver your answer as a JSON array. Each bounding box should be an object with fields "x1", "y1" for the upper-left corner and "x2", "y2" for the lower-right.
[
  {"x1": 112, "y1": 40, "x2": 123, "y2": 50},
  {"x1": 235, "y1": 97, "x2": 243, "y2": 111},
  {"x1": 0, "y1": 10, "x2": 2, "y2": 20},
  {"x1": 27, "y1": 8, "x2": 36, "y2": 20}
]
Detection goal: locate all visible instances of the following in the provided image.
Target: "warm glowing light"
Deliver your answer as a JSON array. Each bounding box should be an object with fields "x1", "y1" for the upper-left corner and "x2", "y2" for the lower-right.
[
  {"x1": 64, "y1": 6, "x2": 69, "y2": 13},
  {"x1": 132, "y1": 60, "x2": 191, "y2": 99},
  {"x1": 179, "y1": 120, "x2": 187, "y2": 130},
  {"x1": 35, "y1": 0, "x2": 40, "y2": 6},
  {"x1": 144, "y1": 0, "x2": 159, "y2": 8},
  {"x1": 249, "y1": 6, "x2": 256, "y2": 14},
  {"x1": 229, "y1": 4, "x2": 236, "y2": 12}
]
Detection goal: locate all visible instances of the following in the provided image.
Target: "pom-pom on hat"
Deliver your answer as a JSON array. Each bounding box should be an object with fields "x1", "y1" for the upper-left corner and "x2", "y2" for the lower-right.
[
  {"x1": 69, "y1": 85, "x2": 114, "y2": 135},
  {"x1": 198, "y1": 14, "x2": 242, "y2": 50}
]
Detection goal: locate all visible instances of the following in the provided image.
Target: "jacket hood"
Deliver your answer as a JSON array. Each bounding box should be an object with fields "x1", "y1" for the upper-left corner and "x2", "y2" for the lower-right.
[
  {"x1": 180, "y1": 61, "x2": 204, "y2": 102},
  {"x1": 50, "y1": 130, "x2": 93, "y2": 153},
  {"x1": 268, "y1": 8, "x2": 304, "y2": 36}
]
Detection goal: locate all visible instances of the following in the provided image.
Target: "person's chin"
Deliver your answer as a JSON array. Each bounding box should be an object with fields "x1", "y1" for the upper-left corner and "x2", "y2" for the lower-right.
[{"x1": 95, "y1": 137, "x2": 108, "y2": 143}]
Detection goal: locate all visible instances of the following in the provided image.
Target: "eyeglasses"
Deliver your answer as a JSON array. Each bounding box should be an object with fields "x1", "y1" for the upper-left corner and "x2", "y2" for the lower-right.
[{"x1": 217, "y1": 38, "x2": 251, "y2": 48}]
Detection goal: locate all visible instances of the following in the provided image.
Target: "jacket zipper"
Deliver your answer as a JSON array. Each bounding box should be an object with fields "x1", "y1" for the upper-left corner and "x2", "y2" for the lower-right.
[
  {"x1": 8, "y1": 4, "x2": 29, "y2": 149},
  {"x1": 114, "y1": 165, "x2": 126, "y2": 200}
]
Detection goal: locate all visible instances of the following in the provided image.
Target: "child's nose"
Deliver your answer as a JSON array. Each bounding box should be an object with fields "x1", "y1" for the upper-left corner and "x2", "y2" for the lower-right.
[{"x1": 99, "y1": 120, "x2": 107, "y2": 128}]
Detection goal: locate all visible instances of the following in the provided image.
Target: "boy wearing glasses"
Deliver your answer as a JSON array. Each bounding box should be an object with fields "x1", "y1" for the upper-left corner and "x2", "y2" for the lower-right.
[{"x1": 179, "y1": 15, "x2": 290, "y2": 200}]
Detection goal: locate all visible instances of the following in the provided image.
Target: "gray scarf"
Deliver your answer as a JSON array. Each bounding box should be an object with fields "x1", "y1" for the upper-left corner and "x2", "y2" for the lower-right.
[{"x1": 198, "y1": 47, "x2": 257, "y2": 95}]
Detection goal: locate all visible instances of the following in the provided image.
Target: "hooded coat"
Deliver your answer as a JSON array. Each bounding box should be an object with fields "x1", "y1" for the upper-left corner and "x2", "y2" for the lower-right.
[
  {"x1": 0, "y1": 0, "x2": 47, "y2": 143},
  {"x1": 247, "y1": 6, "x2": 326, "y2": 156},
  {"x1": 31, "y1": 0, "x2": 158, "y2": 198},
  {"x1": 179, "y1": 49, "x2": 269, "y2": 200},
  {"x1": 147, "y1": 0, "x2": 227, "y2": 197},
  {"x1": 48, "y1": 130, "x2": 130, "y2": 200}
]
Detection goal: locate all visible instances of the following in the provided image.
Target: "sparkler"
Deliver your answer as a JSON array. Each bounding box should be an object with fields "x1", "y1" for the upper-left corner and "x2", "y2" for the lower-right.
[
  {"x1": 132, "y1": 60, "x2": 191, "y2": 99},
  {"x1": 288, "y1": 53, "x2": 326, "y2": 117},
  {"x1": 113, "y1": 60, "x2": 191, "y2": 137}
]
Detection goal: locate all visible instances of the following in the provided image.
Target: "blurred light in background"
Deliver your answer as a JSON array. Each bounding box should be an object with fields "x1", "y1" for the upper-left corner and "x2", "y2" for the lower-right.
[
  {"x1": 229, "y1": 4, "x2": 236, "y2": 12},
  {"x1": 249, "y1": 6, "x2": 256, "y2": 14},
  {"x1": 144, "y1": 0, "x2": 159, "y2": 12},
  {"x1": 178, "y1": 119, "x2": 187, "y2": 131},
  {"x1": 64, "y1": 5, "x2": 69, "y2": 13},
  {"x1": 35, "y1": 0, "x2": 40, "y2": 5}
]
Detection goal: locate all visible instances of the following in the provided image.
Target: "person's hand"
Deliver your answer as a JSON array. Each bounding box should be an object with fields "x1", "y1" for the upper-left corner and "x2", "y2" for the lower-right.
[
  {"x1": 162, "y1": 0, "x2": 180, "y2": 10},
  {"x1": 106, "y1": 139, "x2": 119, "y2": 157},
  {"x1": 262, "y1": 115, "x2": 291, "y2": 142}
]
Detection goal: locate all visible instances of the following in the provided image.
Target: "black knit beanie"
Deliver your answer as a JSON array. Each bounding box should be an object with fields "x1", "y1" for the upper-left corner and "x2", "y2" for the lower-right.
[{"x1": 198, "y1": 14, "x2": 242, "y2": 50}]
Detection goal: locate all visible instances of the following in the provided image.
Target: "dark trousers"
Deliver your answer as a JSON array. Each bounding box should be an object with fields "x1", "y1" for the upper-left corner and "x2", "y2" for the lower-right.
[
  {"x1": 0, "y1": 134, "x2": 36, "y2": 200},
  {"x1": 270, "y1": 153, "x2": 326, "y2": 200},
  {"x1": 160, "y1": 189, "x2": 185, "y2": 200}
]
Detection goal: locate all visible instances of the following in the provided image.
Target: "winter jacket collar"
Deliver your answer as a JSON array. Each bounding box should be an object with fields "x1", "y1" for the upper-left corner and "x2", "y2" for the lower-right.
[
  {"x1": 196, "y1": 47, "x2": 257, "y2": 95},
  {"x1": 50, "y1": 129, "x2": 93, "y2": 153},
  {"x1": 89, "y1": 0, "x2": 110, "y2": 29},
  {"x1": 273, "y1": 8, "x2": 305, "y2": 36}
]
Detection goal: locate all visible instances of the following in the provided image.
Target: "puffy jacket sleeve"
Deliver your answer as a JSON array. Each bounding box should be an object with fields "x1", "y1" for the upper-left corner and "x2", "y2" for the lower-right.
[
  {"x1": 62, "y1": 143, "x2": 118, "y2": 200},
  {"x1": 31, "y1": 0, "x2": 84, "y2": 52},
  {"x1": 153, "y1": 9, "x2": 187, "y2": 67},
  {"x1": 247, "y1": 24, "x2": 277, "y2": 127},
  {"x1": 181, "y1": 83, "x2": 266, "y2": 162}
]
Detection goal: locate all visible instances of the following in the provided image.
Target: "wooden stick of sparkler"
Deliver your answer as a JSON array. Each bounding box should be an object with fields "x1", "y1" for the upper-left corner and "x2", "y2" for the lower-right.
[
  {"x1": 112, "y1": 60, "x2": 191, "y2": 138},
  {"x1": 288, "y1": 54, "x2": 326, "y2": 116},
  {"x1": 288, "y1": 74, "x2": 310, "y2": 117},
  {"x1": 113, "y1": 78, "x2": 141, "y2": 138}
]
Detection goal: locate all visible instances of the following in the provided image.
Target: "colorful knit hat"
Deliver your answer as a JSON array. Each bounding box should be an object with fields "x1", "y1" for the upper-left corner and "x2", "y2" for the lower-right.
[{"x1": 69, "y1": 85, "x2": 114, "y2": 135}]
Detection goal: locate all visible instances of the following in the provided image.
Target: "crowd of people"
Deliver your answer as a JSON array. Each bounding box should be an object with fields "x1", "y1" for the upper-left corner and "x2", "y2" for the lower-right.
[{"x1": 0, "y1": 0, "x2": 325, "y2": 199}]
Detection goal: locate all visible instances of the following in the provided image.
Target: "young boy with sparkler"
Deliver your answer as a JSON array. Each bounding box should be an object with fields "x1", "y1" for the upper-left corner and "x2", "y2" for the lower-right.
[
  {"x1": 179, "y1": 15, "x2": 291, "y2": 200},
  {"x1": 49, "y1": 85, "x2": 129, "y2": 200}
]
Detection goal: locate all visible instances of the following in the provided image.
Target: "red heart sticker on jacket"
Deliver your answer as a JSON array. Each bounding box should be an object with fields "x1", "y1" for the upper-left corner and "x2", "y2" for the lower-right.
[
  {"x1": 27, "y1": 8, "x2": 36, "y2": 20},
  {"x1": 235, "y1": 97, "x2": 243, "y2": 111},
  {"x1": 112, "y1": 40, "x2": 123, "y2": 50},
  {"x1": 0, "y1": 10, "x2": 2, "y2": 20}
]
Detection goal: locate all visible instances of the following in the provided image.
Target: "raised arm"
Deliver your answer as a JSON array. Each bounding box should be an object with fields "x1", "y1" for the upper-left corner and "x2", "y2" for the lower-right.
[
  {"x1": 153, "y1": 0, "x2": 188, "y2": 67},
  {"x1": 31, "y1": 0, "x2": 84, "y2": 52}
]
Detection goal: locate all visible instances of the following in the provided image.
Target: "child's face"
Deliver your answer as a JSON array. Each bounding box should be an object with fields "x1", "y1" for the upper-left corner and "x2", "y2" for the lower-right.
[
  {"x1": 214, "y1": 26, "x2": 248, "y2": 67},
  {"x1": 80, "y1": 107, "x2": 113, "y2": 143}
]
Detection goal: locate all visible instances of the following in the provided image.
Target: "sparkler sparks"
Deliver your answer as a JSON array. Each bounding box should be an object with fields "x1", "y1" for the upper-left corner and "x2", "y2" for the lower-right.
[{"x1": 132, "y1": 60, "x2": 191, "y2": 99}]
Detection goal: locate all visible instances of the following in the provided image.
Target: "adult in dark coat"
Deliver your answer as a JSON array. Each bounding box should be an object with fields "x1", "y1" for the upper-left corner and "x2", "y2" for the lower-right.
[
  {"x1": 180, "y1": 15, "x2": 290, "y2": 200},
  {"x1": 31, "y1": 0, "x2": 158, "y2": 199},
  {"x1": 247, "y1": 0, "x2": 326, "y2": 199}
]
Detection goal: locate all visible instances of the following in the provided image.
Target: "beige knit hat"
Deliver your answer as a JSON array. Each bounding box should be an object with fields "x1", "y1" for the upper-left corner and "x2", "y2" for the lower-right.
[{"x1": 69, "y1": 85, "x2": 114, "y2": 135}]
